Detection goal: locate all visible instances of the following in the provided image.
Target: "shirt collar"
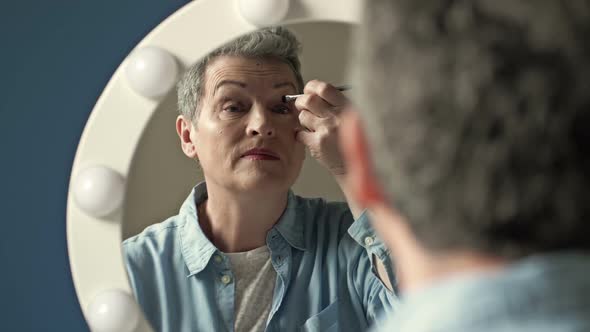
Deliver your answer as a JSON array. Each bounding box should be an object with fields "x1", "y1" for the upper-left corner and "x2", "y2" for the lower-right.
[
  {"x1": 180, "y1": 182, "x2": 306, "y2": 277},
  {"x1": 179, "y1": 182, "x2": 217, "y2": 277}
]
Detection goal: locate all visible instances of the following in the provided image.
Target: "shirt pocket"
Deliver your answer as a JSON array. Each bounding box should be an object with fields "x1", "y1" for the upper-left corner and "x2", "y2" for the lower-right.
[{"x1": 300, "y1": 300, "x2": 340, "y2": 332}]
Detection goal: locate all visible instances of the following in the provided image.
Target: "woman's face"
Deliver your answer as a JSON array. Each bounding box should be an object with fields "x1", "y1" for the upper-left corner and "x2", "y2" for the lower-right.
[{"x1": 188, "y1": 55, "x2": 305, "y2": 194}]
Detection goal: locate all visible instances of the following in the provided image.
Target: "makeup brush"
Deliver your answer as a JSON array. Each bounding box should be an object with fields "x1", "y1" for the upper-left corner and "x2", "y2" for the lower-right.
[{"x1": 282, "y1": 84, "x2": 352, "y2": 103}]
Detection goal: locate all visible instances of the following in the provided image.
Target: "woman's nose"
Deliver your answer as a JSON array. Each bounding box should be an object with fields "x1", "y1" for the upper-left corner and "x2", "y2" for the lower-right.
[{"x1": 246, "y1": 107, "x2": 275, "y2": 137}]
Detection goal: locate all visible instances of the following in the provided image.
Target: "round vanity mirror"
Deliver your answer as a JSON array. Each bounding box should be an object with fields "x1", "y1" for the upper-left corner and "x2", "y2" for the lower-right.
[{"x1": 66, "y1": 0, "x2": 362, "y2": 331}]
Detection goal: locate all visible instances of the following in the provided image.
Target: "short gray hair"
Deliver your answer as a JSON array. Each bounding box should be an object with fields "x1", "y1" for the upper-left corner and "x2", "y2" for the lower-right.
[
  {"x1": 177, "y1": 26, "x2": 304, "y2": 121},
  {"x1": 354, "y1": 0, "x2": 590, "y2": 258}
]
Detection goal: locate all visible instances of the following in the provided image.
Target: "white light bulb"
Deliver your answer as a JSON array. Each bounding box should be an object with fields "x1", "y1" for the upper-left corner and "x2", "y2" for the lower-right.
[
  {"x1": 237, "y1": 0, "x2": 290, "y2": 27},
  {"x1": 73, "y1": 166, "x2": 125, "y2": 218},
  {"x1": 125, "y1": 46, "x2": 179, "y2": 99},
  {"x1": 87, "y1": 289, "x2": 140, "y2": 332}
]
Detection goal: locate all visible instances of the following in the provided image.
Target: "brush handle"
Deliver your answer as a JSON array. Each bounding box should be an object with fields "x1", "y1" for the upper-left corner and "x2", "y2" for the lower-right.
[{"x1": 282, "y1": 84, "x2": 352, "y2": 103}]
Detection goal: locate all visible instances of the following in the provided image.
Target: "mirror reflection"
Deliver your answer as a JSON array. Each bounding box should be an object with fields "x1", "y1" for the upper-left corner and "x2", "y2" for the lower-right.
[
  {"x1": 123, "y1": 22, "x2": 355, "y2": 239},
  {"x1": 122, "y1": 22, "x2": 396, "y2": 332}
]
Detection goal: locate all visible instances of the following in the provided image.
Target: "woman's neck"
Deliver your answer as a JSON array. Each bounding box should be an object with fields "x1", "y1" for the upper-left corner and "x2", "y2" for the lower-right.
[{"x1": 198, "y1": 183, "x2": 289, "y2": 253}]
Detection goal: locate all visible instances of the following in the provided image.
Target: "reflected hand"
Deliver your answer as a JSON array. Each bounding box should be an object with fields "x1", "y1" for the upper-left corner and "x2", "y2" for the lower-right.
[{"x1": 295, "y1": 80, "x2": 351, "y2": 176}]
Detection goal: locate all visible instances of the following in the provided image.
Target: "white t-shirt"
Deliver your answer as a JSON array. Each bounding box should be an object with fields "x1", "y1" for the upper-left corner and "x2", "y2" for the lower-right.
[{"x1": 226, "y1": 246, "x2": 277, "y2": 332}]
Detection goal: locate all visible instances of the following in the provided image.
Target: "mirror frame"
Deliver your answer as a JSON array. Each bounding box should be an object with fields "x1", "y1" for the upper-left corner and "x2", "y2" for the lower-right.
[{"x1": 66, "y1": 0, "x2": 362, "y2": 330}]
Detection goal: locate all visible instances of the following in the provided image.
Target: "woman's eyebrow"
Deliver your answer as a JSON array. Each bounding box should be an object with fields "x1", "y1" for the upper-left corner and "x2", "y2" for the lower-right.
[
  {"x1": 214, "y1": 80, "x2": 247, "y2": 96},
  {"x1": 273, "y1": 82, "x2": 297, "y2": 91}
]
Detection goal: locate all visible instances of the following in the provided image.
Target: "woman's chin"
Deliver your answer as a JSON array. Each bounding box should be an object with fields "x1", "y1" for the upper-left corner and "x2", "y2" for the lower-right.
[
  {"x1": 235, "y1": 173, "x2": 294, "y2": 193},
  {"x1": 238, "y1": 161, "x2": 287, "y2": 177}
]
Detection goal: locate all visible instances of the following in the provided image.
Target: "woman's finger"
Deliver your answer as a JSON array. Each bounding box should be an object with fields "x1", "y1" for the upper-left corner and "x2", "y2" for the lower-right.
[
  {"x1": 295, "y1": 93, "x2": 333, "y2": 118},
  {"x1": 304, "y1": 80, "x2": 349, "y2": 107},
  {"x1": 295, "y1": 129, "x2": 315, "y2": 146},
  {"x1": 298, "y1": 109, "x2": 322, "y2": 132}
]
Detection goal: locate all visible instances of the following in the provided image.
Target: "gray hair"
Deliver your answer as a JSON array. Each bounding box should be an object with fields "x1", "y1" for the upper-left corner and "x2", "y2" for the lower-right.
[
  {"x1": 353, "y1": 0, "x2": 590, "y2": 258},
  {"x1": 177, "y1": 26, "x2": 304, "y2": 121}
]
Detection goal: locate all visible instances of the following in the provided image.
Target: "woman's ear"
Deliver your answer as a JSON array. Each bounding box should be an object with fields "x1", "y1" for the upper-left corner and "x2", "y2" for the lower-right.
[
  {"x1": 176, "y1": 115, "x2": 198, "y2": 159},
  {"x1": 339, "y1": 111, "x2": 409, "y2": 253},
  {"x1": 339, "y1": 112, "x2": 387, "y2": 209}
]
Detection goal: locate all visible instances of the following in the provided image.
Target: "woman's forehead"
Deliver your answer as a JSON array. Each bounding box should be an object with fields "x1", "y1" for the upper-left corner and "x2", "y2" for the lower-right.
[{"x1": 205, "y1": 56, "x2": 298, "y2": 90}]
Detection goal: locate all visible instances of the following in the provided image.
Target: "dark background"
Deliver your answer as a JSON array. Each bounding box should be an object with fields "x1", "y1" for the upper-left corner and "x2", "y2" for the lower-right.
[{"x1": 0, "y1": 1, "x2": 189, "y2": 330}]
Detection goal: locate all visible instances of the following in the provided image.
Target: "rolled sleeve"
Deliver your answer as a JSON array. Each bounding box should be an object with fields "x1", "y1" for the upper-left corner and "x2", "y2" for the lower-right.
[{"x1": 347, "y1": 210, "x2": 398, "y2": 294}]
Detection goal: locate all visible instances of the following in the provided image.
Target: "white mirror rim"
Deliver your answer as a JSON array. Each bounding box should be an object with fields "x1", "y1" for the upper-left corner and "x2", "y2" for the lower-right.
[{"x1": 66, "y1": 0, "x2": 362, "y2": 330}]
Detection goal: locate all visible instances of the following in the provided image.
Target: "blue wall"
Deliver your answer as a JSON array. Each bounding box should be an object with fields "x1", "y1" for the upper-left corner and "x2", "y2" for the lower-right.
[{"x1": 0, "y1": 1, "x2": 188, "y2": 330}]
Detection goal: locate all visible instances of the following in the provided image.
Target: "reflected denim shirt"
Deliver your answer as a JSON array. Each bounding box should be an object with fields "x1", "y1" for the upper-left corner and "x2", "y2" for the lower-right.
[
  {"x1": 123, "y1": 182, "x2": 398, "y2": 332},
  {"x1": 376, "y1": 252, "x2": 590, "y2": 332}
]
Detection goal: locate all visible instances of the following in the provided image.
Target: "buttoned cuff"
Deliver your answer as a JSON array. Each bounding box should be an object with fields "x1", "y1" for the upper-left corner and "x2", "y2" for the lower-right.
[{"x1": 348, "y1": 209, "x2": 397, "y2": 290}]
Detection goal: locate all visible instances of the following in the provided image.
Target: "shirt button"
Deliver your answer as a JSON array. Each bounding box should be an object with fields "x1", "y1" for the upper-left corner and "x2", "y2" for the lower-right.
[
  {"x1": 214, "y1": 255, "x2": 223, "y2": 263},
  {"x1": 364, "y1": 236, "x2": 374, "y2": 246},
  {"x1": 220, "y1": 274, "x2": 232, "y2": 284}
]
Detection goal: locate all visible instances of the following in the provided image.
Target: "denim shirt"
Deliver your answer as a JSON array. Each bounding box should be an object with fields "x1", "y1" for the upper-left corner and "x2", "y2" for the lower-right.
[
  {"x1": 123, "y1": 182, "x2": 397, "y2": 332},
  {"x1": 376, "y1": 252, "x2": 590, "y2": 332}
]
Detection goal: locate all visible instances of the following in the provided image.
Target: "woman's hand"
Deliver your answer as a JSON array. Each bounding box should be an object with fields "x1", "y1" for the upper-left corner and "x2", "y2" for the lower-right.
[{"x1": 295, "y1": 80, "x2": 351, "y2": 176}]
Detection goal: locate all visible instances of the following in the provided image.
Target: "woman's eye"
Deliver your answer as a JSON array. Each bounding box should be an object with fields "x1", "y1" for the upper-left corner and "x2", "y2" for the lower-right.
[
  {"x1": 273, "y1": 105, "x2": 292, "y2": 114},
  {"x1": 223, "y1": 105, "x2": 244, "y2": 113}
]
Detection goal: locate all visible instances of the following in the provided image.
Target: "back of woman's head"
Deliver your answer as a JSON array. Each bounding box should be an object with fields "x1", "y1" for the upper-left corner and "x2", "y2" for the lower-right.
[{"x1": 354, "y1": 0, "x2": 590, "y2": 258}]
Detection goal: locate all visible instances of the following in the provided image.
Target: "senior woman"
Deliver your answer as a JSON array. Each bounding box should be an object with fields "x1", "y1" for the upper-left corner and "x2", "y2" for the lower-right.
[{"x1": 123, "y1": 27, "x2": 396, "y2": 332}]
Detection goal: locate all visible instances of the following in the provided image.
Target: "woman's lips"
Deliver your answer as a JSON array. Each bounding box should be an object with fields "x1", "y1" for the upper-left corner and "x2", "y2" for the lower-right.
[
  {"x1": 242, "y1": 148, "x2": 280, "y2": 160},
  {"x1": 243, "y1": 154, "x2": 279, "y2": 160}
]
